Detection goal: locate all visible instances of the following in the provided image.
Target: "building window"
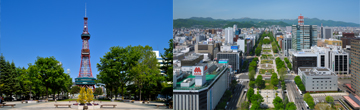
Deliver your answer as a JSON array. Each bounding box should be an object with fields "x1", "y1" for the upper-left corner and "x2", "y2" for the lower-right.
[
  {"x1": 317, "y1": 87, "x2": 319, "y2": 89},
  {"x1": 313, "y1": 81, "x2": 314, "y2": 83},
  {"x1": 325, "y1": 84, "x2": 327, "y2": 86},
  {"x1": 313, "y1": 87, "x2": 314, "y2": 89},
  {"x1": 321, "y1": 87, "x2": 323, "y2": 89},
  {"x1": 325, "y1": 87, "x2": 327, "y2": 89},
  {"x1": 330, "y1": 81, "x2": 331, "y2": 83},
  {"x1": 321, "y1": 81, "x2": 323, "y2": 83},
  {"x1": 313, "y1": 84, "x2": 314, "y2": 86},
  {"x1": 330, "y1": 87, "x2": 332, "y2": 89},
  {"x1": 325, "y1": 81, "x2": 327, "y2": 83},
  {"x1": 317, "y1": 81, "x2": 319, "y2": 83}
]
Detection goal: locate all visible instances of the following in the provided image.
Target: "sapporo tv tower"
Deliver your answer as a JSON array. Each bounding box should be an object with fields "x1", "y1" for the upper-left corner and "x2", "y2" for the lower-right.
[{"x1": 75, "y1": 5, "x2": 96, "y2": 91}]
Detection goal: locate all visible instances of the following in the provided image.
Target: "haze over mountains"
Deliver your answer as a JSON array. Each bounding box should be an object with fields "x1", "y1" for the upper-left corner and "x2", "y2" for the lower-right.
[{"x1": 173, "y1": 17, "x2": 360, "y2": 28}]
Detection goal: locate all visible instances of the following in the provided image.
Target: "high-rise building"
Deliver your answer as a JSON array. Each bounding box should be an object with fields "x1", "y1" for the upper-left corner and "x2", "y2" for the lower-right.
[
  {"x1": 217, "y1": 52, "x2": 240, "y2": 73},
  {"x1": 224, "y1": 27, "x2": 234, "y2": 44},
  {"x1": 351, "y1": 39, "x2": 360, "y2": 97},
  {"x1": 282, "y1": 36, "x2": 292, "y2": 56},
  {"x1": 322, "y1": 27, "x2": 333, "y2": 39},
  {"x1": 291, "y1": 25, "x2": 318, "y2": 51}
]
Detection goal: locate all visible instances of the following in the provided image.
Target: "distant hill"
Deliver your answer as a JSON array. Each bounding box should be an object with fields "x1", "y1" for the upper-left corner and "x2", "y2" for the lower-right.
[
  {"x1": 173, "y1": 17, "x2": 290, "y2": 28},
  {"x1": 173, "y1": 17, "x2": 360, "y2": 28}
]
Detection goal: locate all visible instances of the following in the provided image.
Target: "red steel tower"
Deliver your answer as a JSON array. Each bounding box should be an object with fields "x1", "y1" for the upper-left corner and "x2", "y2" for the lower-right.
[
  {"x1": 75, "y1": 8, "x2": 96, "y2": 91},
  {"x1": 298, "y1": 14, "x2": 304, "y2": 25}
]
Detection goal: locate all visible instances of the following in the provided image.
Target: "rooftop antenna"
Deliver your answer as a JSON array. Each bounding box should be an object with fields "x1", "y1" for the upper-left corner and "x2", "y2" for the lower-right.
[{"x1": 85, "y1": 3, "x2": 87, "y2": 17}]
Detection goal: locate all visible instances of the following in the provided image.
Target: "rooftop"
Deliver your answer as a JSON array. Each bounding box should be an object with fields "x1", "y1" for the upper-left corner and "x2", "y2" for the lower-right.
[
  {"x1": 299, "y1": 67, "x2": 336, "y2": 76},
  {"x1": 174, "y1": 64, "x2": 228, "y2": 90}
]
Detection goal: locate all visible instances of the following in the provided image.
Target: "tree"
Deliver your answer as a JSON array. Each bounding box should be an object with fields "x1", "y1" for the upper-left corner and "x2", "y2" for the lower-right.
[
  {"x1": 71, "y1": 86, "x2": 81, "y2": 95},
  {"x1": 281, "y1": 81, "x2": 286, "y2": 90},
  {"x1": 130, "y1": 45, "x2": 163, "y2": 101},
  {"x1": 286, "y1": 102, "x2": 297, "y2": 110},
  {"x1": 97, "y1": 46, "x2": 139, "y2": 100},
  {"x1": 241, "y1": 101, "x2": 250, "y2": 109},
  {"x1": 256, "y1": 75, "x2": 264, "y2": 89},
  {"x1": 250, "y1": 101, "x2": 261, "y2": 110},
  {"x1": 247, "y1": 87, "x2": 254, "y2": 102},
  {"x1": 94, "y1": 88, "x2": 103, "y2": 96},
  {"x1": 249, "y1": 81, "x2": 256, "y2": 88},
  {"x1": 231, "y1": 79, "x2": 237, "y2": 89},
  {"x1": 160, "y1": 39, "x2": 173, "y2": 82},
  {"x1": 77, "y1": 87, "x2": 87, "y2": 104},
  {"x1": 249, "y1": 61, "x2": 257, "y2": 68},
  {"x1": 273, "y1": 96, "x2": 284, "y2": 110},
  {"x1": 325, "y1": 96, "x2": 334, "y2": 104},
  {"x1": 271, "y1": 73, "x2": 279, "y2": 87},
  {"x1": 34, "y1": 56, "x2": 65, "y2": 100},
  {"x1": 304, "y1": 93, "x2": 315, "y2": 109},
  {"x1": 278, "y1": 67, "x2": 287, "y2": 81},
  {"x1": 249, "y1": 70, "x2": 256, "y2": 81},
  {"x1": 86, "y1": 87, "x2": 94, "y2": 103},
  {"x1": 0, "y1": 60, "x2": 17, "y2": 97}
]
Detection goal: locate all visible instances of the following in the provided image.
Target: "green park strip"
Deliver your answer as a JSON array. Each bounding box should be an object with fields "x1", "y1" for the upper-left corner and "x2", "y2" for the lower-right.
[
  {"x1": 264, "y1": 80, "x2": 274, "y2": 90},
  {"x1": 259, "y1": 69, "x2": 274, "y2": 74},
  {"x1": 261, "y1": 60, "x2": 273, "y2": 64}
]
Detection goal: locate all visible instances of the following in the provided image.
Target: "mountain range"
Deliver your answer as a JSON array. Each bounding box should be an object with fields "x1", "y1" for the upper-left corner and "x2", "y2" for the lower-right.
[{"x1": 173, "y1": 17, "x2": 360, "y2": 28}]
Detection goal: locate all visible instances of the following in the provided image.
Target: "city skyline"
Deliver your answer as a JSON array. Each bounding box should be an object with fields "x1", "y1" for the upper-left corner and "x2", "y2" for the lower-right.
[
  {"x1": 174, "y1": 0, "x2": 360, "y2": 24},
  {"x1": 1, "y1": 0, "x2": 172, "y2": 81}
]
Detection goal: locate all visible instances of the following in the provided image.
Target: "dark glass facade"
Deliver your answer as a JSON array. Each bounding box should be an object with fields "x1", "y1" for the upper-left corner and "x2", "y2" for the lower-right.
[{"x1": 293, "y1": 56, "x2": 317, "y2": 74}]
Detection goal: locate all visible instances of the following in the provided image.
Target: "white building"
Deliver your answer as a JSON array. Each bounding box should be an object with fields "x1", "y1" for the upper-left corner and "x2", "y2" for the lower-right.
[
  {"x1": 224, "y1": 27, "x2": 234, "y2": 45},
  {"x1": 298, "y1": 67, "x2": 338, "y2": 92}
]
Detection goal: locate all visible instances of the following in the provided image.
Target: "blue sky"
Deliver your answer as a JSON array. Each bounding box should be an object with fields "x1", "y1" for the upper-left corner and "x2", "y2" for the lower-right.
[
  {"x1": 1, "y1": 0, "x2": 172, "y2": 81},
  {"x1": 174, "y1": 0, "x2": 360, "y2": 24}
]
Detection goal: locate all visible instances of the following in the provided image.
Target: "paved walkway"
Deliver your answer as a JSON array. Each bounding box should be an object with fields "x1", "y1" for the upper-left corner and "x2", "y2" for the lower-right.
[
  {"x1": 1, "y1": 101, "x2": 169, "y2": 110},
  {"x1": 310, "y1": 93, "x2": 349, "y2": 97}
]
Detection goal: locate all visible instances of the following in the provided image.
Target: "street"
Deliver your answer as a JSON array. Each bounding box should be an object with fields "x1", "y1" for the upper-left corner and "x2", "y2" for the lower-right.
[
  {"x1": 287, "y1": 81, "x2": 306, "y2": 110},
  {"x1": 226, "y1": 81, "x2": 247, "y2": 110}
]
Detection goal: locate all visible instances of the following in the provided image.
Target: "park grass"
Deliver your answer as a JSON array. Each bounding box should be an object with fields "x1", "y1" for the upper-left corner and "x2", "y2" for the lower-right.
[
  {"x1": 261, "y1": 60, "x2": 273, "y2": 64},
  {"x1": 264, "y1": 80, "x2": 274, "y2": 90},
  {"x1": 262, "y1": 50, "x2": 271, "y2": 52},
  {"x1": 259, "y1": 69, "x2": 274, "y2": 74}
]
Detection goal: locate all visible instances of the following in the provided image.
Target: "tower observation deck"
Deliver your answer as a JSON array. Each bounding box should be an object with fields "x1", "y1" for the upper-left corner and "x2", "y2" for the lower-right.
[{"x1": 75, "y1": 11, "x2": 96, "y2": 90}]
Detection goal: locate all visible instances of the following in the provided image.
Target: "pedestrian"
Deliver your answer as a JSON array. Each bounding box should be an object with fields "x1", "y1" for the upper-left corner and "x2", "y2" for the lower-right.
[{"x1": 0, "y1": 96, "x2": 2, "y2": 104}]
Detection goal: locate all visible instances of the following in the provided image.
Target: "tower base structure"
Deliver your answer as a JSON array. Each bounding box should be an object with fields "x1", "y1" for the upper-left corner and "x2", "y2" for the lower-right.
[{"x1": 75, "y1": 77, "x2": 96, "y2": 91}]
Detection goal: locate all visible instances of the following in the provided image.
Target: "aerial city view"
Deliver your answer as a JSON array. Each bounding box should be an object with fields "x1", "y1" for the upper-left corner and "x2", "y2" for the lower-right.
[
  {"x1": 0, "y1": 0, "x2": 173, "y2": 110},
  {"x1": 173, "y1": 0, "x2": 360, "y2": 110}
]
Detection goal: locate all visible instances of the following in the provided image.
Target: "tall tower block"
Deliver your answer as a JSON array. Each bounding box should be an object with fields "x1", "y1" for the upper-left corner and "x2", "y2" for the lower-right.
[
  {"x1": 75, "y1": 6, "x2": 96, "y2": 91},
  {"x1": 298, "y1": 14, "x2": 304, "y2": 25}
]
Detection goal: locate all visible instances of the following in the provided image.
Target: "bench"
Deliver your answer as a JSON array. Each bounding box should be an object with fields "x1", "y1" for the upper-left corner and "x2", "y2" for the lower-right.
[
  {"x1": 156, "y1": 105, "x2": 167, "y2": 108},
  {"x1": 0, "y1": 104, "x2": 16, "y2": 108},
  {"x1": 101, "y1": 104, "x2": 117, "y2": 108},
  {"x1": 143, "y1": 101, "x2": 150, "y2": 104},
  {"x1": 54, "y1": 104, "x2": 71, "y2": 108}
]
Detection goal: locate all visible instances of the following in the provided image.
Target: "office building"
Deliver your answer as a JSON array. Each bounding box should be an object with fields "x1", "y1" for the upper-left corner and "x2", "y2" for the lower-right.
[
  {"x1": 341, "y1": 32, "x2": 356, "y2": 48},
  {"x1": 173, "y1": 62, "x2": 231, "y2": 110},
  {"x1": 291, "y1": 25, "x2": 318, "y2": 51},
  {"x1": 321, "y1": 27, "x2": 333, "y2": 39},
  {"x1": 298, "y1": 67, "x2": 338, "y2": 92},
  {"x1": 225, "y1": 27, "x2": 234, "y2": 44},
  {"x1": 195, "y1": 42, "x2": 219, "y2": 60},
  {"x1": 282, "y1": 36, "x2": 292, "y2": 56},
  {"x1": 217, "y1": 52, "x2": 240, "y2": 73},
  {"x1": 292, "y1": 52, "x2": 318, "y2": 74},
  {"x1": 351, "y1": 39, "x2": 360, "y2": 97}
]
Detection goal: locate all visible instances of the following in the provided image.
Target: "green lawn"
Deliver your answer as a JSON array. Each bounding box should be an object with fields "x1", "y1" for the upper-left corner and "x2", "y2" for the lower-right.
[
  {"x1": 261, "y1": 60, "x2": 273, "y2": 64},
  {"x1": 259, "y1": 69, "x2": 274, "y2": 74},
  {"x1": 264, "y1": 80, "x2": 274, "y2": 90},
  {"x1": 263, "y1": 50, "x2": 271, "y2": 52}
]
